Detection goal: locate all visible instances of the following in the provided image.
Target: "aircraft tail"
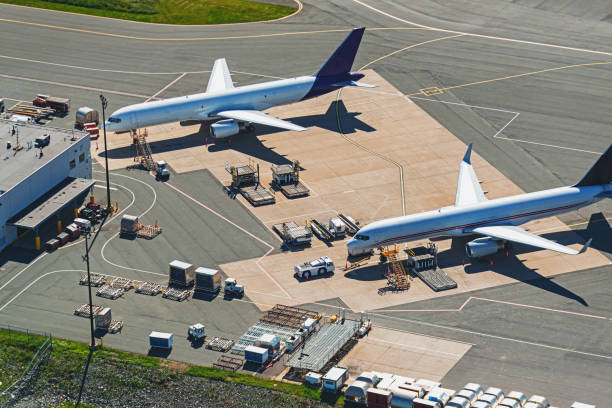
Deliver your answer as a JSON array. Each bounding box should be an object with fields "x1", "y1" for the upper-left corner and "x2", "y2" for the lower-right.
[
  {"x1": 574, "y1": 143, "x2": 612, "y2": 186},
  {"x1": 316, "y1": 27, "x2": 365, "y2": 77}
]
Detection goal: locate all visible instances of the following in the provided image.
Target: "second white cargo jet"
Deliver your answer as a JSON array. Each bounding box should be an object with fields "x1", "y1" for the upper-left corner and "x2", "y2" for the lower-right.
[
  {"x1": 348, "y1": 144, "x2": 612, "y2": 258},
  {"x1": 103, "y1": 28, "x2": 373, "y2": 137}
]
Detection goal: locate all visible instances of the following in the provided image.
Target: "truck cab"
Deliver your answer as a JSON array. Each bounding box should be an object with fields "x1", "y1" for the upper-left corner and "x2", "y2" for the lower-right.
[
  {"x1": 294, "y1": 256, "x2": 335, "y2": 280},
  {"x1": 156, "y1": 160, "x2": 170, "y2": 179},
  {"x1": 224, "y1": 278, "x2": 244, "y2": 296}
]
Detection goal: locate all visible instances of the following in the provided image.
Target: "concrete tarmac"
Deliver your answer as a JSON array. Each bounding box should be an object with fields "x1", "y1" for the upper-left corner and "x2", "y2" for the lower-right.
[{"x1": 1, "y1": 1, "x2": 612, "y2": 405}]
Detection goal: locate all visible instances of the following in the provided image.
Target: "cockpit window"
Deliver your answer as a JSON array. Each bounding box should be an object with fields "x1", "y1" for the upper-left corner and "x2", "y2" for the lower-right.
[
  {"x1": 108, "y1": 117, "x2": 121, "y2": 123},
  {"x1": 355, "y1": 234, "x2": 369, "y2": 241}
]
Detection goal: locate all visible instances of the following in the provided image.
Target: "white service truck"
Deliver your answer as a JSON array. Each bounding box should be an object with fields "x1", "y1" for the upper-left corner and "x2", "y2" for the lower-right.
[
  {"x1": 224, "y1": 278, "x2": 244, "y2": 297},
  {"x1": 294, "y1": 256, "x2": 335, "y2": 280}
]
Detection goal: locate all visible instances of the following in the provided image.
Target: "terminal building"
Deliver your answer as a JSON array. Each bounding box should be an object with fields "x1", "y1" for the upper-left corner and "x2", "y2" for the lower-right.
[{"x1": 0, "y1": 119, "x2": 93, "y2": 251}]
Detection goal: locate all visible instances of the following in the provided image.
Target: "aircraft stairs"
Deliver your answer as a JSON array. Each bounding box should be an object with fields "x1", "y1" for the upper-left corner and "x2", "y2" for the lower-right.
[
  {"x1": 382, "y1": 245, "x2": 410, "y2": 291},
  {"x1": 133, "y1": 129, "x2": 157, "y2": 171}
]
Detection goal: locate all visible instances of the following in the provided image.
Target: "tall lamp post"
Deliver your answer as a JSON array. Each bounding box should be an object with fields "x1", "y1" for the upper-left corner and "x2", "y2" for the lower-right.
[{"x1": 99, "y1": 94, "x2": 112, "y2": 213}]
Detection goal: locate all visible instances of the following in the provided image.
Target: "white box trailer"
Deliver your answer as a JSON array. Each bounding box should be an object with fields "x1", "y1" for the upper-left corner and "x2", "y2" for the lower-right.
[{"x1": 322, "y1": 366, "x2": 348, "y2": 393}]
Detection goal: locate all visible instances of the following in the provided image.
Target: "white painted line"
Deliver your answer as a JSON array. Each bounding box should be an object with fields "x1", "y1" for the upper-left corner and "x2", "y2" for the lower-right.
[
  {"x1": 145, "y1": 73, "x2": 187, "y2": 102},
  {"x1": 0, "y1": 252, "x2": 47, "y2": 295},
  {"x1": 0, "y1": 73, "x2": 152, "y2": 99},
  {"x1": 94, "y1": 184, "x2": 117, "y2": 191}
]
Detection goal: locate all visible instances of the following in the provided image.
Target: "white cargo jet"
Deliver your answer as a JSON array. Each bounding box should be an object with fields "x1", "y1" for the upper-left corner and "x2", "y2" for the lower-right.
[
  {"x1": 347, "y1": 144, "x2": 612, "y2": 258},
  {"x1": 103, "y1": 28, "x2": 373, "y2": 138}
]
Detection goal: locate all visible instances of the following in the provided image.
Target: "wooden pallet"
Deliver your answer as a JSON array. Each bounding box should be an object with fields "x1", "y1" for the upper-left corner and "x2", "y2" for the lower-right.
[
  {"x1": 213, "y1": 355, "x2": 243, "y2": 371},
  {"x1": 74, "y1": 303, "x2": 103, "y2": 318},
  {"x1": 207, "y1": 337, "x2": 235, "y2": 352}
]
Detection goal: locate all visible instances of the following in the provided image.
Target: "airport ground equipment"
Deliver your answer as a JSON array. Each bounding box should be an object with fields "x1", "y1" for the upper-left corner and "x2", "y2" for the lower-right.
[
  {"x1": 260, "y1": 304, "x2": 319, "y2": 329},
  {"x1": 345, "y1": 380, "x2": 370, "y2": 404},
  {"x1": 329, "y1": 217, "x2": 346, "y2": 238},
  {"x1": 45, "y1": 238, "x2": 60, "y2": 251},
  {"x1": 7, "y1": 102, "x2": 54, "y2": 120},
  {"x1": 368, "y1": 388, "x2": 392, "y2": 408},
  {"x1": 357, "y1": 312, "x2": 371, "y2": 337},
  {"x1": 195, "y1": 267, "x2": 221, "y2": 293},
  {"x1": 0, "y1": 99, "x2": 4, "y2": 113},
  {"x1": 309, "y1": 219, "x2": 333, "y2": 241},
  {"x1": 149, "y1": 331, "x2": 173, "y2": 349},
  {"x1": 188, "y1": 323, "x2": 206, "y2": 342},
  {"x1": 75, "y1": 106, "x2": 99, "y2": 127},
  {"x1": 244, "y1": 345, "x2": 269, "y2": 364},
  {"x1": 381, "y1": 245, "x2": 410, "y2": 291},
  {"x1": 155, "y1": 160, "x2": 170, "y2": 179},
  {"x1": 254, "y1": 333, "x2": 280, "y2": 355},
  {"x1": 294, "y1": 256, "x2": 335, "y2": 279},
  {"x1": 338, "y1": 213, "x2": 359, "y2": 234},
  {"x1": 224, "y1": 278, "x2": 244, "y2": 297},
  {"x1": 169, "y1": 260, "x2": 195, "y2": 287},
  {"x1": 65, "y1": 223, "x2": 80, "y2": 239},
  {"x1": 132, "y1": 129, "x2": 157, "y2": 171},
  {"x1": 207, "y1": 337, "x2": 235, "y2": 352},
  {"x1": 213, "y1": 355, "x2": 244, "y2": 371},
  {"x1": 95, "y1": 307, "x2": 112, "y2": 329},
  {"x1": 271, "y1": 161, "x2": 309, "y2": 198},
  {"x1": 79, "y1": 273, "x2": 106, "y2": 287},
  {"x1": 406, "y1": 244, "x2": 457, "y2": 291},
  {"x1": 322, "y1": 366, "x2": 349, "y2": 393},
  {"x1": 273, "y1": 221, "x2": 312, "y2": 245},
  {"x1": 33, "y1": 94, "x2": 70, "y2": 114},
  {"x1": 162, "y1": 286, "x2": 191, "y2": 301},
  {"x1": 74, "y1": 303, "x2": 103, "y2": 318},
  {"x1": 82, "y1": 122, "x2": 99, "y2": 138},
  {"x1": 120, "y1": 214, "x2": 161, "y2": 239},
  {"x1": 226, "y1": 160, "x2": 275, "y2": 205},
  {"x1": 34, "y1": 134, "x2": 50, "y2": 148}
]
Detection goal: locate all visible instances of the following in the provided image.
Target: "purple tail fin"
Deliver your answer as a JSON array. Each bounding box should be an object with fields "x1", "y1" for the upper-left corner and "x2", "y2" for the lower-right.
[{"x1": 316, "y1": 27, "x2": 365, "y2": 77}]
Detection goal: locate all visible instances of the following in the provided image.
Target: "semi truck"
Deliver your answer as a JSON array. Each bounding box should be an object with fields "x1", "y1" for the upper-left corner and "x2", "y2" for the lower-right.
[{"x1": 294, "y1": 256, "x2": 335, "y2": 280}]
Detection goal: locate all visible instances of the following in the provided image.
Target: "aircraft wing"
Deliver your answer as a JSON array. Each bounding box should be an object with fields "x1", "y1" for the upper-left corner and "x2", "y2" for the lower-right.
[
  {"x1": 469, "y1": 225, "x2": 591, "y2": 255},
  {"x1": 455, "y1": 143, "x2": 487, "y2": 206},
  {"x1": 206, "y1": 58, "x2": 234, "y2": 93},
  {"x1": 215, "y1": 110, "x2": 307, "y2": 132}
]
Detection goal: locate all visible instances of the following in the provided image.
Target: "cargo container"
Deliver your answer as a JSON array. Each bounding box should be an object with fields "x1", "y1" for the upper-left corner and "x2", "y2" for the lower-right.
[
  {"x1": 169, "y1": 260, "x2": 195, "y2": 287},
  {"x1": 305, "y1": 372, "x2": 322, "y2": 386},
  {"x1": 426, "y1": 387, "x2": 454, "y2": 405},
  {"x1": 73, "y1": 217, "x2": 91, "y2": 232},
  {"x1": 456, "y1": 389, "x2": 477, "y2": 404},
  {"x1": 254, "y1": 333, "x2": 280, "y2": 354},
  {"x1": 528, "y1": 396, "x2": 550, "y2": 408},
  {"x1": 571, "y1": 403, "x2": 596, "y2": 408},
  {"x1": 412, "y1": 397, "x2": 440, "y2": 408},
  {"x1": 504, "y1": 391, "x2": 525, "y2": 405},
  {"x1": 244, "y1": 345, "x2": 268, "y2": 364},
  {"x1": 194, "y1": 267, "x2": 221, "y2": 292},
  {"x1": 463, "y1": 383, "x2": 484, "y2": 399},
  {"x1": 45, "y1": 238, "x2": 60, "y2": 251},
  {"x1": 121, "y1": 214, "x2": 139, "y2": 234},
  {"x1": 322, "y1": 366, "x2": 348, "y2": 393},
  {"x1": 499, "y1": 397, "x2": 521, "y2": 408},
  {"x1": 75, "y1": 107, "x2": 99, "y2": 127},
  {"x1": 65, "y1": 223, "x2": 80, "y2": 239},
  {"x1": 356, "y1": 371, "x2": 380, "y2": 388},
  {"x1": 477, "y1": 394, "x2": 498, "y2": 406},
  {"x1": 285, "y1": 333, "x2": 303, "y2": 352},
  {"x1": 368, "y1": 388, "x2": 391, "y2": 408},
  {"x1": 390, "y1": 389, "x2": 418, "y2": 408},
  {"x1": 344, "y1": 380, "x2": 369, "y2": 403},
  {"x1": 396, "y1": 383, "x2": 425, "y2": 398},
  {"x1": 57, "y1": 232, "x2": 70, "y2": 245},
  {"x1": 524, "y1": 403, "x2": 541, "y2": 408},
  {"x1": 446, "y1": 397, "x2": 470, "y2": 408},
  {"x1": 149, "y1": 331, "x2": 173, "y2": 349},
  {"x1": 95, "y1": 307, "x2": 112, "y2": 329},
  {"x1": 484, "y1": 387, "x2": 504, "y2": 403}
]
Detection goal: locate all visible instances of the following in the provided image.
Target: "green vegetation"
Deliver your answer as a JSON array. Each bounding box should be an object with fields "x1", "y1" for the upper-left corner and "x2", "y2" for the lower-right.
[
  {"x1": 0, "y1": 328, "x2": 342, "y2": 407},
  {"x1": 0, "y1": 0, "x2": 296, "y2": 24}
]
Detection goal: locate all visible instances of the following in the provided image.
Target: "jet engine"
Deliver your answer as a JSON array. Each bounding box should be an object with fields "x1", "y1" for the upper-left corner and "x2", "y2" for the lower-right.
[
  {"x1": 465, "y1": 237, "x2": 505, "y2": 258},
  {"x1": 210, "y1": 119, "x2": 239, "y2": 139}
]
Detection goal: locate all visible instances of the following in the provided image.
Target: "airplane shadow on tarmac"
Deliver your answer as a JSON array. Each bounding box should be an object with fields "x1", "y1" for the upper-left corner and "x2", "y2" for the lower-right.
[{"x1": 103, "y1": 100, "x2": 374, "y2": 166}]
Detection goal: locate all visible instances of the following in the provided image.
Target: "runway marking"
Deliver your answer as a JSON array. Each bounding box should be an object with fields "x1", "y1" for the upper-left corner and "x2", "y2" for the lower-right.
[
  {"x1": 0, "y1": 73, "x2": 151, "y2": 99},
  {"x1": 406, "y1": 61, "x2": 612, "y2": 98},
  {"x1": 407, "y1": 96, "x2": 603, "y2": 155},
  {"x1": 0, "y1": 19, "x2": 428, "y2": 41},
  {"x1": 351, "y1": 0, "x2": 612, "y2": 58},
  {"x1": 163, "y1": 181, "x2": 292, "y2": 299},
  {"x1": 375, "y1": 295, "x2": 611, "y2": 320},
  {"x1": 369, "y1": 311, "x2": 612, "y2": 360},
  {"x1": 145, "y1": 73, "x2": 187, "y2": 102},
  {"x1": 0, "y1": 0, "x2": 303, "y2": 27}
]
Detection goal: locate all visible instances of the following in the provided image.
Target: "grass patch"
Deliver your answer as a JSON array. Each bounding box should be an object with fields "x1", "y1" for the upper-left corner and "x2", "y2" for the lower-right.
[
  {"x1": 0, "y1": 329, "x2": 342, "y2": 406},
  {"x1": 0, "y1": 0, "x2": 297, "y2": 24}
]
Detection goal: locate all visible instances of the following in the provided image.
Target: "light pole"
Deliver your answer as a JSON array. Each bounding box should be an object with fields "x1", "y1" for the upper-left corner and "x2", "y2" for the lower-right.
[{"x1": 99, "y1": 94, "x2": 111, "y2": 213}]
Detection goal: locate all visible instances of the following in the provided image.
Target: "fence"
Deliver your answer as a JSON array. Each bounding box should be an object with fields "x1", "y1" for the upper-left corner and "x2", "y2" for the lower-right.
[{"x1": 0, "y1": 324, "x2": 53, "y2": 405}]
